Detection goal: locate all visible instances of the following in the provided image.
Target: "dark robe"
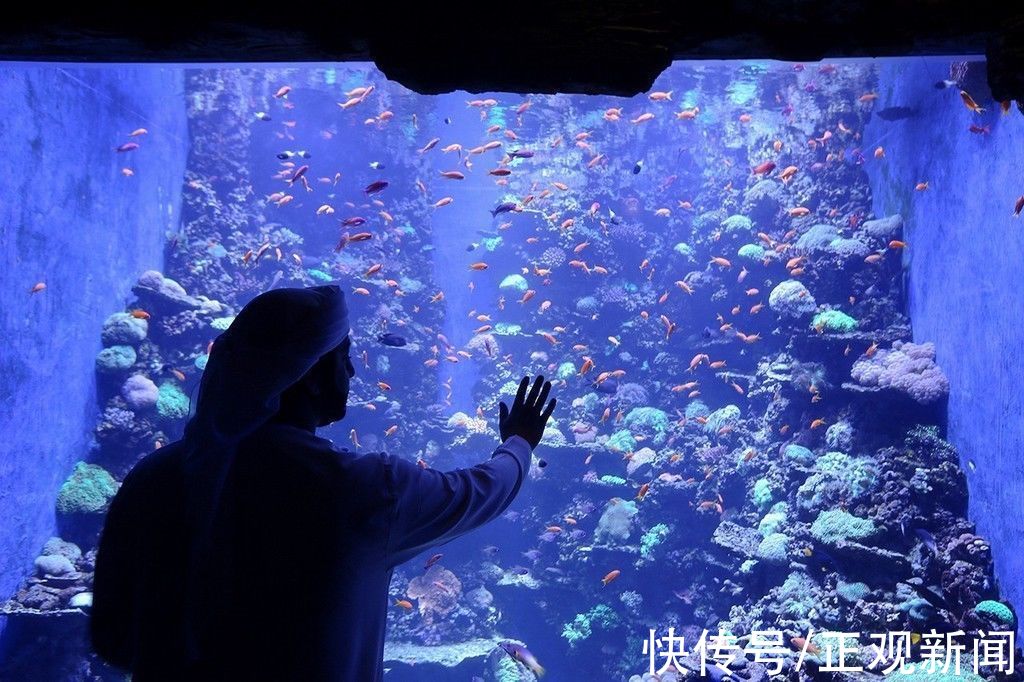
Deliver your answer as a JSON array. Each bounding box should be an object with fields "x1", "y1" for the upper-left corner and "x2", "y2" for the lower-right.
[{"x1": 91, "y1": 421, "x2": 532, "y2": 681}]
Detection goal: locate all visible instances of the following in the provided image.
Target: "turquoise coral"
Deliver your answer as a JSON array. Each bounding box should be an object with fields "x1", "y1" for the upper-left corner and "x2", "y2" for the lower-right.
[
  {"x1": 758, "y1": 502, "x2": 789, "y2": 537},
  {"x1": 784, "y1": 444, "x2": 815, "y2": 465},
  {"x1": 210, "y1": 315, "x2": 236, "y2": 331},
  {"x1": 640, "y1": 523, "x2": 669, "y2": 559},
  {"x1": 974, "y1": 600, "x2": 1015, "y2": 625},
  {"x1": 673, "y1": 242, "x2": 696, "y2": 260},
  {"x1": 562, "y1": 604, "x2": 619, "y2": 646},
  {"x1": 96, "y1": 345, "x2": 137, "y2": 374},
  {"x1": 811, "y1": 309, "x2": 858, "y2": 333},
  {"x1": 623, "y1": 407, "x2": 670, "y2": 444},
  {"x1": 156, "y1": 382, "x2": 190, "y2": 421},
  {"x1": 737, "y1": 243, "x2": 766, "y2": 260},
  {"x1": 756, "y1": 533, "x2": 790, "y2": 564},
  {"x1": 556, "y1": 362, "x2": 576, "y2": 379},
  {"x1": 810, "y1": 509, "x2": 877, "y2": 544},
  {"x1": 704, "y1": 405, "x2": 740, "y2": 434},
  {"x1": 721, "y1": 214, "x2": 753, "y2": 233},
  {"x1": 306, "y1": 268, "x2": 334, "y2": 283},
  {"x1": 499, "y1": 274, "x2": 528, "y2": 291},
  {"x1": 797, "y1": 451, "x2": 876, "y2": 510},
  {"x1": 752, "y1": 478, "x2": 774, "y2": 510},
  {"x1": 57, "y1": 462, "x2": 118, "y2": 514},
  {"x1": 606, "y1": 429, "x2": 637, "y2": 452}
]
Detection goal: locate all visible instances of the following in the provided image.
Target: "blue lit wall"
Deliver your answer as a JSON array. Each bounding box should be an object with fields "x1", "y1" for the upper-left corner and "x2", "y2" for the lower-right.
[
  {"x1": 0, "y1": 64, "x2": 186, "y2": 637},
  {"x1": 865, "y1": 56, "x2": 1024, "y2": 616}
]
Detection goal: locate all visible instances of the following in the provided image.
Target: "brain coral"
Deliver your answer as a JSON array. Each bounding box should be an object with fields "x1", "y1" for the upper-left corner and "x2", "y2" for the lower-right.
[
  {"x1": 101, "y1": 312, "x2": 148, "y2": 347},
  {"x1": 769, "y1": 280, "x2": 816, "y2": 318}
]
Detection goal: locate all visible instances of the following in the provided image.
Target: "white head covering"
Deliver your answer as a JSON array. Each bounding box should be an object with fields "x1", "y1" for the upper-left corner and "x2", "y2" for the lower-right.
[{"x1": 179, "y1": 284, "x2": 350, "y2": 663}]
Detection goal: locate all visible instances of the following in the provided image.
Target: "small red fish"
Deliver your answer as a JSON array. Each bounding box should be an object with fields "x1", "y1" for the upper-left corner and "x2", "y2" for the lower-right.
[
  {"x1": 752, "y1": 161, "x2": 776, "y2": 175},
  {"x1": 116, "y1": 142, "x2": 139, "y2": 152}
]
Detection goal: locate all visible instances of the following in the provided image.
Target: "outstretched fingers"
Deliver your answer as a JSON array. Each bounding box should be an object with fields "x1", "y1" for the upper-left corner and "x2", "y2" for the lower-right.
[
  {"x1": 541, "y1": 397, "x2": 557, "y2": 420},
  {"x1": 514, "y1": 376, "x2": 530, "y2": 408},
  {"x1": 526, "y1": 375, "x2": 545, "y2": 408},
  {"x1": 534, "y1": 381, "x2": 552, "y2": 413}
]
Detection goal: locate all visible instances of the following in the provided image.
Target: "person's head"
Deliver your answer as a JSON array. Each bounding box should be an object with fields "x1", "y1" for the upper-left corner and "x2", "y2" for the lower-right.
[{"x1": 277, "y1": 334, "x2": 356, "y2": 427}]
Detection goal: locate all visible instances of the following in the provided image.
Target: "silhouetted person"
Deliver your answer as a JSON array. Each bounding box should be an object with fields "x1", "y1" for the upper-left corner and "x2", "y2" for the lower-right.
[{"x1": 91, "y1": 285, "x2": 556, "y2": 681}]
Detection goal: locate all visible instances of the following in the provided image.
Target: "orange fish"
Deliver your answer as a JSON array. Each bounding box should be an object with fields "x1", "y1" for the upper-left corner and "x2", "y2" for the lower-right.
[
  {"x1": 889, "y1": 240, "x2": 907, "y2": 249},
  {"x1": 433, "y1": 197, "x2": 454, "y2": 208},
  {"x1": 377, "y1": 381, "x2": 392, "y2": 391},
  {"x1": 384, "y1": 425, "x2": 398, "y2": 437},
  {"x1": 636, "y1": 483, "x2": 650, "y2": 500},
  {"x1": 395, "y1": 599, "x2": 413, "y2": 610},
  {"x1": 130, "y1": 309, "x2": 151, "y2": 320},
  {"x1": 439, "y1": 171, "x2": 465, "y2": 180},
  {"x1": 915, "y1": 181, "x2": 929, "y2": 191},
  {"x1": 959, "y1": 90, "x2": 985, "y2": 113},
  {"x1": 469, "y1": 262, "x2": 488, "y2": 271},
  {"x1": 791, "y1": 636, "x2": 821, "y2": 655},
  {"x1": 810, "y1": 418, "x2": 827, "y2": 429},
  {"x1": 601, "y1": 569, "x2": 621, "y2": 586}
]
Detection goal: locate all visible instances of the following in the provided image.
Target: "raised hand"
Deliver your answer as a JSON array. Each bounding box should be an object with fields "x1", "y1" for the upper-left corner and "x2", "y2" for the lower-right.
[{"x1": 498, "y1": 375, "x2": 557, "y2": 450}]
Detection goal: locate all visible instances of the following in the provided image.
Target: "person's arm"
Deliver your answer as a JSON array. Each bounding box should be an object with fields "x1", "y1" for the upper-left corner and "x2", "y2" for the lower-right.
[{"x1": 383, "y1": 435, "x2": 533, "y2": 569}]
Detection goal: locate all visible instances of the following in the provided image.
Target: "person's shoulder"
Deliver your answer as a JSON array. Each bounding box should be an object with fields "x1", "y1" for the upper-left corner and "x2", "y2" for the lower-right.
[
  {"x1": 112, "y1": 441, "x2": 186, "y2": 507},
  {"x1": 123, "y1": 440, "x2": 184, "y2": 482}
]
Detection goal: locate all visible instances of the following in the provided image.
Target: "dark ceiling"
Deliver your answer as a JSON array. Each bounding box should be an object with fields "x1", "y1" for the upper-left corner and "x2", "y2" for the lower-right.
[{"x1": 3, "y1": 3, "x2": 1022, "y2": 102}]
